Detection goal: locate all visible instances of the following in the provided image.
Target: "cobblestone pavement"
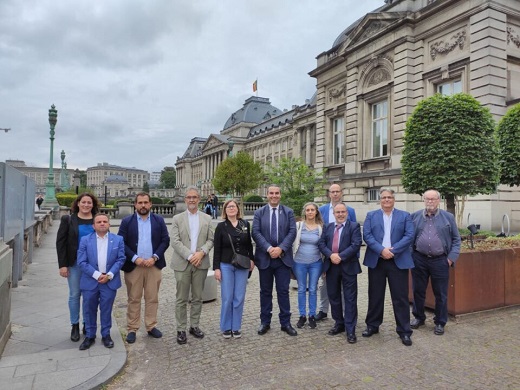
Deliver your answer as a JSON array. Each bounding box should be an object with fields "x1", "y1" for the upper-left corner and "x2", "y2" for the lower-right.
[{"x1": 107, "y1": 242, "x2": 520, "y2": 390}]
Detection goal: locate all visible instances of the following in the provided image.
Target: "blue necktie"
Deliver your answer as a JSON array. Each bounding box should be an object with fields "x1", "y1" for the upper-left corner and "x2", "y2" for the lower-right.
[{"x1": 270, "y1": 208, "x2": 278, "y2": 246}]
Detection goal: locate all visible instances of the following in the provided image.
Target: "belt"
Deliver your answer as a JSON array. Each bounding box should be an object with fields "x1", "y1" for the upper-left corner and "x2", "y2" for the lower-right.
[{"x1": 414, "y1": 250, "x2": 444, "y2": 259}]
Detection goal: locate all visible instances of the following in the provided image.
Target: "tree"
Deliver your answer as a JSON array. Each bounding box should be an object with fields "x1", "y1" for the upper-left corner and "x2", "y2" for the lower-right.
[
  {"x1": 497, "y1": 103, "x2": 520, "y2": 186},
  {"x1": 265, "y1": 157, "x2": 325, "y2": 215},
  {"x1": 160, "y1": 166, "x2": 176, "y2": 188},
  {"x1": 212, "y1": 151, "x2": 264, "y2": 199},
  {"x1": 142, "y1": 181, "x2": 150, "y2": 193},
  {"x1": 401, "y1": 93, "x2": 498, "y2": 216}
]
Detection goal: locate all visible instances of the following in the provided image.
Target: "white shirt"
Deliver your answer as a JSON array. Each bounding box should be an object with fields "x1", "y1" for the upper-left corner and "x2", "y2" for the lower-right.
[
  {"x1": 382, "y1": 210, "x2": 393, "y2": 248},
  {"x1": 188, "y1": 211, "x2": 200, "y2": 258},
  {"x1": 92, "y1": 233, "x2": 114, "y2": 281}
]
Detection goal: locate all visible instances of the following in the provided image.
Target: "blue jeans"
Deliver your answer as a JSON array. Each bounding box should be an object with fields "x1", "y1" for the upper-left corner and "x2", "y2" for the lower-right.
[
  {"x1": 293, "y1": 261, "x2": 322, "y2": 317},
  {"x1": 67, "y1": 265, "x2": 86, "y2": 325},
  {"x1": 219, "y1": 262, "x2": 249, "y2": 332}
]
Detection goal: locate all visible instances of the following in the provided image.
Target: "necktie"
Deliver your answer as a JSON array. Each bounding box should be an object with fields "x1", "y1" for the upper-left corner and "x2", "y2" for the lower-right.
[
  {"x1": 270, "y1": 208, "x2": 278, "y2": 246},
  {"x1": 332, "y1": 224, "x2": 342, "y2": 253}
]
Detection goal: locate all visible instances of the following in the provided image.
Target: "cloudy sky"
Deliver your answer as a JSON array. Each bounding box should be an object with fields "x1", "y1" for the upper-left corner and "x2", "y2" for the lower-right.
[{"x1": 0, "y1": 0, "x2": 383, "y2": 173}]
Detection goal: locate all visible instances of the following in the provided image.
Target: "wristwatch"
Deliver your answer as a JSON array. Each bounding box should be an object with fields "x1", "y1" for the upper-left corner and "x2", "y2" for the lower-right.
[{"x1": 152, "y1": 255, "x2": 159, "y2": 262}]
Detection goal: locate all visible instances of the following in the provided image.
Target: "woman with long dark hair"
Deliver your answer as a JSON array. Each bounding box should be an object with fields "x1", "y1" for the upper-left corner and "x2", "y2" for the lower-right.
[
  {"x1": 213, "y1": 200, "x2": 254, "y2": 338},
  {"x1": 56, "y1": 192, "x2": 101, "y2": 341}
]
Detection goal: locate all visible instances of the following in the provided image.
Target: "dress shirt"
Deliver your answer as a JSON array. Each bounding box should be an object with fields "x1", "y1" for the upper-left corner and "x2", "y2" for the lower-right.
[
  {"x1": 268, "y1": 206, "x2": 278, "y2": 251},
  {"x1": 415, "y1": 209, "x2": 444, "y2": 256},
  {"x1": 92, "y1": 233, "x2": 113, "y2": 280},
  {"x1": 188, "y1": 210, "x2": 200, "y2": 258},
  {"x1": 131, "y1": 214, "x2": 153, "y2": 262},
  {"x1": 382, "y1": 210, "x2": 393, "y2": 249}
]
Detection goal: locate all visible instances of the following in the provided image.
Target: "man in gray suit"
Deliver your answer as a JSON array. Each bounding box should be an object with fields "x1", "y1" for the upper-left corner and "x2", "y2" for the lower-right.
[{"x1": 171, "y1": 186, "x2": 214, "y2": 345}]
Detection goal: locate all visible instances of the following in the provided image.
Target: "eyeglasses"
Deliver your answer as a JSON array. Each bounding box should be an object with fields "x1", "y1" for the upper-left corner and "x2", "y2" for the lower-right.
[
  {"x1": 226, "y1": 205, "x2": 237, "y2": 209},
  {"x1": 424, "y1": 198, "x2": 439, "y2": 202},
  {"x1": 381, "y1": 196, "x2": 394, "y2": 200},
  {"x1": 330, "y1": 191, "x2": 341, "y2": 194},
  {"x1": 185, "y1": 196, "x2": 199, "y2": 200}
]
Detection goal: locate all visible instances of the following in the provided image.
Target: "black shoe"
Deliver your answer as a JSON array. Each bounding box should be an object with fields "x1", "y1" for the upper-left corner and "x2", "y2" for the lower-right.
[
  {"x1": 410, "y1": 318, "x2": 426, "y2": 329},
  {"x1": 232, "y1": 330, "x2": 242, "y2": 339},
  {"x1": 434, "y1": 324, "x2": 445, "y2": 335},
  {"x1": 328, "y1": 324, "x2": 345, "y2": 336},
  {"x1": 315, "y1": 311, "x2": 328, "y2": 321},
  {"x1": 126, "y1": 331, "x2": 136, "y2": 344},
  {"x1": 82, "y1": 323, "x2": 86, "y2": 335},
  {"x1": 79, "y1": 337, "x2": 95, "y2": 350},
  {"x1": 189, "y1": 327, "x2": 204, "y2": 339},
  {"x1": 102, "y1": 335, "x2": 114, "y2": 348},
  {"x1": 347, "y1": 333, "x2": 357, "y2": 344},
  {"x1": 177, "y1": 331, "x2": 187, "y2": 345},
  {"x1": 223, "y1": 330, "x2": 232, "y2": 339},
  {"x1": 362, "y1": 327, "x2": 379, "y2": 337},
  {"x1": 257, "y1": 323, "x2": 271, "y2": 335},
  {"x1": 147, "y1": 327, "x2": 163, "y2": 338},
  {"x1": 400, "y1": 335, "x2": 412, "y2": 346},
  {"x1": 296, "y1": 316, "x2": 306, "y2": 329},
  {"x1": 71, "y1": 323, "x2": 80, "y2": 342},
  {"x1": 280, "y1": 325, "x2": 298, "y2": 336},
  {"x1": 308, "y1": 316, "x2": 317, "y2": 329}
]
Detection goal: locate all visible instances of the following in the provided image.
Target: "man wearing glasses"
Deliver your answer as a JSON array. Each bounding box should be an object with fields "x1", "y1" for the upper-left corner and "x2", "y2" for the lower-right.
[
  {"x1": 410, "y1": 189, "x2": 460, "y2": 336},
  {"x1": 171, "y1": 186, "x2": 214, "y2": 345},
  {"x1": 317, "y1": 183, "x2": 357, "y2": 322},
  {"x1": 362, "y1": 188, "x2": 415, "y2": 346}
]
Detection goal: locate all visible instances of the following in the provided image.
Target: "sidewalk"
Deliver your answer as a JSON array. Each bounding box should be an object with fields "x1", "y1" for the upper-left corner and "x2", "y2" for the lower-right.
[{"x1": 0, "y1": 221, "x2": 126, "y2": 390}]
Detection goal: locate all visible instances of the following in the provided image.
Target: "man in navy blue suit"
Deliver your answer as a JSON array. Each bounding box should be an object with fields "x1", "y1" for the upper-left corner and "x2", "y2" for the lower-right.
[
  {"x1": 318, "y1": 203, "x2": 362, "y2": 343},
  {"x1": 317, "y1": 183, "x2": 357, "y2": 321},
  {"x1": 77, "y1": 214, "x2": 125, "y2": 350},
  {"x1": 252, "y1": 185, "x2": 297, "y2": 336},
  {"x1": 118, "y1": 192, "x2": 170, "y2": 344},
  {"x1": 362, "y1": 188, "x2": 415, "y2": 346}
]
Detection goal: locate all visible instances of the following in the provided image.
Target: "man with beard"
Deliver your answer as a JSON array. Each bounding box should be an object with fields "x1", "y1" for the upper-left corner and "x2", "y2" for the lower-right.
[{"x1": 118, "y1": 192, "x2": 170, "y2": 344}]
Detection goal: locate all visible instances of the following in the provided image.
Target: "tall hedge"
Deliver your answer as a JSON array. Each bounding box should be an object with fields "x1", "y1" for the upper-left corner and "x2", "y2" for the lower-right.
[{"x1": 497, "y1": 103, "x2": 520, "y2": 186}]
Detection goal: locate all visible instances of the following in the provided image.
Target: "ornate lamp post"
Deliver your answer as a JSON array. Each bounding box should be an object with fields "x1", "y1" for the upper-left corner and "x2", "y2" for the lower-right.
[{"x1": 43, "y1": 104, "x2": 59, "y2": 208}]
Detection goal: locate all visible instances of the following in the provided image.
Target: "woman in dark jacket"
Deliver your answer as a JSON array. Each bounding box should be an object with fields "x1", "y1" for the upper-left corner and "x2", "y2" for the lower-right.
[
  {"x1": 56, "y1": 192, "x2": 101, "y2": 341},
  {"x1": 213, "y1": 200, "x2": 254, "y2": 338}
]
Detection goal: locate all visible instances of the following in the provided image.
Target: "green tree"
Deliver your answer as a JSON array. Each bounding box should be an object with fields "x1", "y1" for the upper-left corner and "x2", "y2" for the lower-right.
[
  {"x1": 143, "y1": 181, "x2": 150, "y2": 193},
  {"x1": 401, "y1": 93, "x2": 498, "y2": 216},
  {"x1": 160, "y1": 166, "x2": 176, "y2": 188},
  {"x1": 212, "y1": 151, "x2": 264, "y2": 199},
  {"x1": 497, "y1": 103, "x2": 520, "y2": 186},
  {"x1": 265, "y1": 157, "x2": 325, "y2": 214}
]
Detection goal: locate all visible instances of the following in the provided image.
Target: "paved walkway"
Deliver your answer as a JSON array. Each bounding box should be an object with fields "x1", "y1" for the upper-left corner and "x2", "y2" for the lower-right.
[{"x1": 1, "y1": 218, "x2": 520, "y2": 389}]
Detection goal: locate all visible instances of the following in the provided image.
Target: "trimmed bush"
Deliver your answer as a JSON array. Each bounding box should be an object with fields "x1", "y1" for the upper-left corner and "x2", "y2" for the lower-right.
[{"x1": 244, "y1": 194, "x2": 264, "y2": 202}]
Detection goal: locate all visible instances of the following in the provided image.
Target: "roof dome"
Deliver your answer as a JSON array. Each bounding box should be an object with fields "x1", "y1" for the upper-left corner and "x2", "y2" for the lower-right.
[
  {"x1": 223, "y1": 96, "x2": 282, "y2": 130},
  {"x1": 105, "y1": 174, "x2": 128, "y2": 183}
]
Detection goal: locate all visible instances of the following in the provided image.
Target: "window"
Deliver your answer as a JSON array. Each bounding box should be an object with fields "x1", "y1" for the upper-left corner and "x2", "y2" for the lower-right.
[
  {"x1": 368, "y1": 188, "x2": 380, "y2": 202},
  {"x1": 371, "y1": 100, "x2": 388, "y2": 157},
  {"x1": 437, "y1": 79, "x2": 462, "y2": 96},
  {"x1": 332, "y1": 117, "x2": 344, "y2": 165}
]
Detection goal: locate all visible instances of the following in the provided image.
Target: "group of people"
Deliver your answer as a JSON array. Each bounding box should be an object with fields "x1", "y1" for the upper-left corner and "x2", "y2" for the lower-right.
[
  {"x1": 55, "y1": 183, "x2": 460, "y2": 350},
  {"x1": 203, "y1": 193, "x2": 219, "y2": 219}
]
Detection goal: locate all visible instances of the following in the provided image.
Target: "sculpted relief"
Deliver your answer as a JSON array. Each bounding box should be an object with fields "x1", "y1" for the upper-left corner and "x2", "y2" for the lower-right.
[
  {"x1": 507, "y1": 27, "x2": 520, "y2": 49},
  {"x1": 430, "y1": 30, "x2": 466, "y2": 60},
  {"x1": 329, "y1": 83, "x2": 347, "y2": 102}
]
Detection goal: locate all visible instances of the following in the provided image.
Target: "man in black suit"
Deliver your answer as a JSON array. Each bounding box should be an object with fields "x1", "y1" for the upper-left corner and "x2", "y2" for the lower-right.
[
  {"x1": 318, "y1": 203, "x2": 362, "y2": 343},
  {"x1": 252, "y1": 185, "x2": 297, "y2": 336},
  {"x1": 118, "y1": 192, "x2": 170, "y2": 344}
]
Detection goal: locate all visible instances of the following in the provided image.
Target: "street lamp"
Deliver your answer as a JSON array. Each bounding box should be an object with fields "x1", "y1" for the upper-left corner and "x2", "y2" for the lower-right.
[{"x1": 43, "y1": 104, "x2": 59, "y2": 209}]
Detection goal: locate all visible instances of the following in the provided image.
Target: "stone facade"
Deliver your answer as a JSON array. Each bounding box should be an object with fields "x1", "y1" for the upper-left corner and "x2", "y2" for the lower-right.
[
  {"x1": 86, "y1": 162, "x2": 149, "y2": 199},
  {"x1": 175, "y1": 0, "x2": 520, "y2": 231},
  {"x1": 5, "y1": 160, "x2": 74, "y2": 194}
]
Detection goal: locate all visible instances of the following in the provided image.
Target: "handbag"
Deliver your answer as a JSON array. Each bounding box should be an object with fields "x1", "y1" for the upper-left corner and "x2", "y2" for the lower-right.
[{"x1": 227, "y1": 233, "x2": 251, "y2": 269}]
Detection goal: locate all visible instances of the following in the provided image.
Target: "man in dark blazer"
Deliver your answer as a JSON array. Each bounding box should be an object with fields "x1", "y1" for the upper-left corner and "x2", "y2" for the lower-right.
[
  {"x1": 252, "y1": 185, "x2": 297, "y2": 336},
  {"x1": 317, "y1": 183, "x2": 357, "y2": 321},
  {"x1": 318, "y1": 203, "x2": 362, "y2": 343},
  {"x1": 362, "y1": 188, "x2": 415, "y2": 346},
  {"x1": 118, "y1": 192, "x2": 170, "y2": 344},
  {"x1": 77, "y1": 214, "x2": 125, "y2": 350},
  {"x1": 410, "y1": 189, "x2": 460, "y2": 336}
]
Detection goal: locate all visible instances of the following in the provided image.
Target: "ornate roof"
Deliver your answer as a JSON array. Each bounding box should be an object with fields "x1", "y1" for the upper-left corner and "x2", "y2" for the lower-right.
[{"x1": 223, "y1": 96, "x2": 282, "y2": 130}]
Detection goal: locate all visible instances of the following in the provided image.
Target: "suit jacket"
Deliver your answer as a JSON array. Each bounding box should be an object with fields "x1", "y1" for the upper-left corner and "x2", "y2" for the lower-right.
[
  {"x1": 118, "y1": 213, "x2": 170, "y2": 272},
  {"x1": 170, "y1": 210, "x2": 214, "y2": 271},
  {"x1": 77, "y1": 232, "x2": 125, "y2": 291},
  {"x1": 411, "y1": 209, "x2": 461, "y2": 263},
  {"x1": 363, "y1": 208, "x2": 415, "y2": 270},
  {"x1": 252, "y1": 204, "x2": 296, "y2": 269},
  {"x1": 318, "y1": 203, "x2": 357, "y2": 225},
  {"x1": 318, "y1": 220, "x2": 362, "y2": 275},
  {"x1": 56, "y1": 214, "x2": 92, "y2": 268}
]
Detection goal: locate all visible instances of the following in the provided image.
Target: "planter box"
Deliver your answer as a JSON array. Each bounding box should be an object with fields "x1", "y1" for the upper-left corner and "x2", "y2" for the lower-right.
[{"x1": 409, "y1": 247, "x2": 520, "y2": 316}]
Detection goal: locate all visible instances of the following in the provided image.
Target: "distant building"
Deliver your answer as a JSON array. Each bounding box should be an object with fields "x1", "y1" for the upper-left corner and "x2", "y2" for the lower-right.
[
  {"x1": 5, "y1": 159, "x2": 74, "y2": 194},
  {"x1": 175, "y1": 0, "x2": 520, "y2": 231},
  {"x1": 87, "y1": 162, "x2": 149, "y2": 199}
]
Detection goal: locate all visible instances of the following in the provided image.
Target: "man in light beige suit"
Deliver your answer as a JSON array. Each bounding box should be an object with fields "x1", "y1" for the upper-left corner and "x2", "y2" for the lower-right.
[{"x1": 171, "y1": 186, "x2": 214, "y2": 345}]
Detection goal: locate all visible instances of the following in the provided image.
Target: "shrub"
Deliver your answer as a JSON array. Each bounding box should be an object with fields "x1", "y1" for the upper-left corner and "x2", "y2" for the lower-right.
[
  {"x1": 56, "y1": 193, "x2": 78, "y2": 207},
  {"x1": 244, "y1": 194, "x2": 264, "y2": 202},
  {"x1": 150, "y1": 196, "x2": 163, "y2": 204}
]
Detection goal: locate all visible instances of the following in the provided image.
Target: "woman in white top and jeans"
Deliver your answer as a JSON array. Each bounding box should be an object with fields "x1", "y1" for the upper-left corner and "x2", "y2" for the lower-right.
[{"x1": 293, "y1": 202, "x2": 323, "y2": 329}]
